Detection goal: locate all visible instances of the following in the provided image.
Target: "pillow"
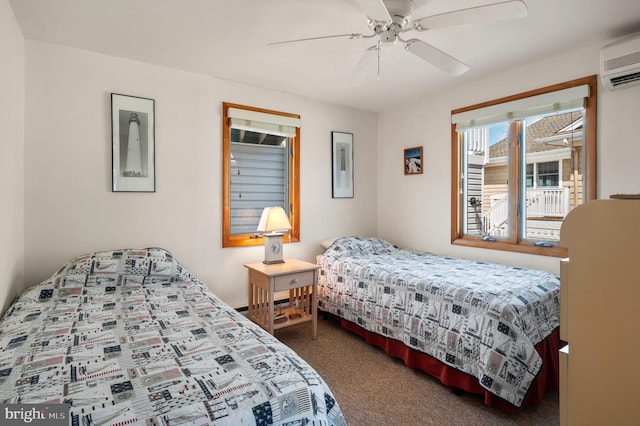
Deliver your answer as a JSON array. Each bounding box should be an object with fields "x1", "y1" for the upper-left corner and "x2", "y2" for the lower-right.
[
  {"x1": 353, "y1": 237, "x2": 395, "y2": 255},
  {"x1": 322, "y1": 236, "x2": 397, "y2": 257},
  {"x1": 320, "y1": 237, "x2": 340, "y2": 250}
]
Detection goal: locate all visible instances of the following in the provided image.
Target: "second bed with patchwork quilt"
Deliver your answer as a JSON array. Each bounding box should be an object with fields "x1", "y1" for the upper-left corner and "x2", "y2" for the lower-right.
[{"x1": 318, "y1": 236, "x2": 560, "y2": 411}]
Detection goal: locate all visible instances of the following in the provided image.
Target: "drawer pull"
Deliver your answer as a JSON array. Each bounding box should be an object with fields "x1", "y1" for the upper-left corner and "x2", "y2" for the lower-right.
[{"x1": 291, "y1": 279, "x2": 299, "y2": 284}]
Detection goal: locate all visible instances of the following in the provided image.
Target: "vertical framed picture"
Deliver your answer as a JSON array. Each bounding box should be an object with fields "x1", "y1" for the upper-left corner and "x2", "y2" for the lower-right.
[
  {"x1": 331, "y1": 131, "x2": 354, "y2": 198},
  {"x1": 111, "y1": 93, "x2": 155, "y2": 192},
  {"x1": 404, "y1": 146, "x2": 423, "y2": 175}
]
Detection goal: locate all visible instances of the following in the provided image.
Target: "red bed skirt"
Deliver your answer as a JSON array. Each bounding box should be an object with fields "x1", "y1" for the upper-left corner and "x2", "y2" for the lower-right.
[{"x1": 338, "y1": 317, "x2": 560, "y2": 413}]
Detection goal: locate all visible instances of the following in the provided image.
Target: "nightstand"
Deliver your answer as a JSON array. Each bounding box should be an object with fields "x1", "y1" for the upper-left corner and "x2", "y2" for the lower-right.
[{"x1": 244, "y1": 258, "x2": 319, "y2": 339}]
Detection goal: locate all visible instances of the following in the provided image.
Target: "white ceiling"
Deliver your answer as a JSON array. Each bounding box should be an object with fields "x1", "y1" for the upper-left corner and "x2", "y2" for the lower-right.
[{"x1": 9, "y1": 0, "x2": 640, "y2": 112}]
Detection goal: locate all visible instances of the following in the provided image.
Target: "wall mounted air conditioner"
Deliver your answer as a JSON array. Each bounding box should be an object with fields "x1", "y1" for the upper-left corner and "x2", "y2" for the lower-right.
[{"x1": 600, "y1": 32, "x2": 640, "y2": 90}]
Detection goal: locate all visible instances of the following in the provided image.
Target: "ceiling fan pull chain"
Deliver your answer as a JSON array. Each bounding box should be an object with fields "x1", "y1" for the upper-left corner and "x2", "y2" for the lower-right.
[{"x1": 377, "y1": 40, "x2": 381, "y2": 80}]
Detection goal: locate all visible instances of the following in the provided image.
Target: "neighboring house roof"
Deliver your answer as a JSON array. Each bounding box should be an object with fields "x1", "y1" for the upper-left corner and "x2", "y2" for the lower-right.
[{"x1": 490, "y1": 112, "x2": 582, "y2": 158}]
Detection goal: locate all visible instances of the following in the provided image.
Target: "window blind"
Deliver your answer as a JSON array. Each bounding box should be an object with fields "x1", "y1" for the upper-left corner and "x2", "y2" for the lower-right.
[
  {"x1": 228, "y1": 107, "x2": 301, "y2": 138},
  {"x1": 229, "y1": 142, "x2": 288, "y2": 235},
  {"x1": 452, "y1": 85, "x2": 590, "y2": 131}
]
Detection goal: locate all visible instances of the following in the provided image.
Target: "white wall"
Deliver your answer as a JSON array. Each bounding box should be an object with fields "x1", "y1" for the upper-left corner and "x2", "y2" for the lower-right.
[
  {"x1": 19, "y1": 28, "x2": 640, "y2": 308},
  {"x1": 23, "y1": 41, "x2": 378, "y2": 308},
  {"x1": 377, "y1": 43, "x2": 640, "y2": 274},
  {"x1": 0, "y1": 0, "x2": 25, "y2": 312}
]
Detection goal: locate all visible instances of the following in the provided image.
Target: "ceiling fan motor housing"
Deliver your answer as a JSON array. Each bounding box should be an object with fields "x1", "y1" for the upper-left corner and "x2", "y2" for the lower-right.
[{"x1": 370, "y1": 0, "x2": 414, "y2": 44}]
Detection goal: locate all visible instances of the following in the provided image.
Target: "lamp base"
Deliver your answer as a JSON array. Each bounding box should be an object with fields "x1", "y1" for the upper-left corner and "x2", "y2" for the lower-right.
[{"x1": 262, "y1": 233, "x2": 285, "y2": 264}]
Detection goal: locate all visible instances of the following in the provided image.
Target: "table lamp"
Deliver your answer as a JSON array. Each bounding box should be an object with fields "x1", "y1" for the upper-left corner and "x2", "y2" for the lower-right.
[{"x1": 257, "y1": 206, "x2": 291, "y2": 264}]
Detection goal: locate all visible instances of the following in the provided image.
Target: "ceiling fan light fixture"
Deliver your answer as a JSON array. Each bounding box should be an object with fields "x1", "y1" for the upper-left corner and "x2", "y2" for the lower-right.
[{"x1": 379, "y1": 29, "x2": 398, "y2": 44}]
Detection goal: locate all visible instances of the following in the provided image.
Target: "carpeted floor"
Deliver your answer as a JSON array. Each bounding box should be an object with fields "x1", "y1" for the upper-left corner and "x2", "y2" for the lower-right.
[{"x1": 276, "y1": 317, "x2": 559, "y2": 426}]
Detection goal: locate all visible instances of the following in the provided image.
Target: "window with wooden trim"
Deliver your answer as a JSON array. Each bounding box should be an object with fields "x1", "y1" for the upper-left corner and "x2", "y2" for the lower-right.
[
  {"x1": 222, "y1": 102, "x2": 300, "y2": 248},
  {"x1": 451, "y1": 75, "x2": 597, "y2": 257}
]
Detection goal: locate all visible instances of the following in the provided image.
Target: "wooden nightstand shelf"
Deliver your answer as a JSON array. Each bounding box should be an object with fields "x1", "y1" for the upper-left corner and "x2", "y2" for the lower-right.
[{"x1": 244, "y1": 258, "x2": 319, "y2": 339}]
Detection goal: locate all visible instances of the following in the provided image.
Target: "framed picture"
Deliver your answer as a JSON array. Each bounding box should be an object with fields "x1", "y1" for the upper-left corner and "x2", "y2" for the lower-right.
[
  {"x1": 111, "y1": 93, "x2": 155, "y2": 192},
  {"x1": 404, "y1": 146, "x2": 423, "y2": 175},
  {"x1": 331, "y1": 131, "x2": 354, "y2": 198}
]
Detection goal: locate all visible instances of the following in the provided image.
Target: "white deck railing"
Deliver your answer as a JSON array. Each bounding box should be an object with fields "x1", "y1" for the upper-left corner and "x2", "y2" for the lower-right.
[
  {"x1": 525, "y1": 188, "x2": 569, "y2": 217},
  {"x1": 482, "y1": 188, "x2": 569, "y2": 236},
  {"x1": 484, "y1": 194, "x2": 508, "y2": 236}
]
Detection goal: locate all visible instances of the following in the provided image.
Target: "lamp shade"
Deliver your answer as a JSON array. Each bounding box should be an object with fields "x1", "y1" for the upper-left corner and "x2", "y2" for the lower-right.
[{"x1": 257, "y1": 207, "x2": 292, "y2": 234}]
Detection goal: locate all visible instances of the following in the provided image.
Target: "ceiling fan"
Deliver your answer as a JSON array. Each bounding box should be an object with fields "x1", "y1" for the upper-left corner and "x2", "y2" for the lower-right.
[{"x1": 268, "y1": 0, "x2": 528, "y2": 85}]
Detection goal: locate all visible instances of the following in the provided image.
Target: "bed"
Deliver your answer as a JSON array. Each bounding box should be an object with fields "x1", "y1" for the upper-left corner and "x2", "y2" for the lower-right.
[
  {"x1": 0, "y1": 248, "x2": 345, "y2": 426},
  {"x1": 317, "y1": 236, "x2": 560, "y2": 413}
]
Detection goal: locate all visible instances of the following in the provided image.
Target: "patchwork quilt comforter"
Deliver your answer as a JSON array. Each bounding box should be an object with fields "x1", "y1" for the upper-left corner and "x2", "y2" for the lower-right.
[
  {"x1": 318, "y1": 237, "x2": 560, "y2": 407},
  {"x1": 0, "y1": 248, "x2": 344, "y2": 426}
]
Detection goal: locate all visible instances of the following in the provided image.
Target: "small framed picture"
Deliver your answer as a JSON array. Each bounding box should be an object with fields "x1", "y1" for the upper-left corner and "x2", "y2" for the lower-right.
[
  {"x1": 331, "y1": 131, "x2": 354, "y2": 198},
  {"x1": 111, "y1": 93, "x2": 155, "y2": 192},
  {"x1": 404, "y1": 146, "x2": 423, "y2": 175}
]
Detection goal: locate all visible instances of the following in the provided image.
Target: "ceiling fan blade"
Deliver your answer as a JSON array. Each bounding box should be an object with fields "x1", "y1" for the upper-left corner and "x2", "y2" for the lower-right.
[
  {"x1": 405, "y1": 39, "x2": 469, "y2": 76},
  {"x1": 268, "y1": 33, "x2": 365, "y2": 46},
  {"x1": 413, "y1": 0, "x2": 527, "y2": 31},
  {"x1": 345, "y1": 45, "x2": 379, "y2": 87},
  {"x1": 353, "y1": 0, "x2": 391, "y2": 22}
]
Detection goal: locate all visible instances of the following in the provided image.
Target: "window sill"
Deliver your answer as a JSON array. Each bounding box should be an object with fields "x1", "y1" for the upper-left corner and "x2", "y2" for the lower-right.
[
  {"x1": 451, "y1": 236, "x2": 568, "y2": 258},
  {"x1": 223, "y1": 234, "x2": 299, "y2": 248}
]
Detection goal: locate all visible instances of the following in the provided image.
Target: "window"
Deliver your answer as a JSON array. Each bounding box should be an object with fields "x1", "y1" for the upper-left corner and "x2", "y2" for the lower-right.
[
  {"x1": 451, "y1": 76, "x2": 597, "y2": 257},
  {"x1": 222, "y1": 102, "x2": 300, "y2": 247},
  {"x1": 527, "y1": 161, "x2": 560, "y2": 188},
  {"x1": 534, "y1": 161, "x2": 560, "y2": 187}
]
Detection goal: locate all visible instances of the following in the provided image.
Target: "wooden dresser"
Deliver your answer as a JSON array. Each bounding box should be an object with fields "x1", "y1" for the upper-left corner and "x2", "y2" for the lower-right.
[{"x1": 559, "y1": 198, "x2": 640, "y2": 425}]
